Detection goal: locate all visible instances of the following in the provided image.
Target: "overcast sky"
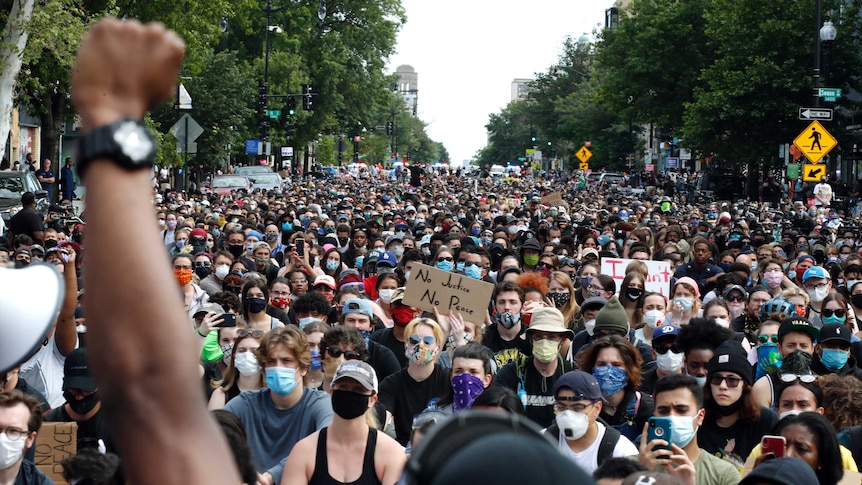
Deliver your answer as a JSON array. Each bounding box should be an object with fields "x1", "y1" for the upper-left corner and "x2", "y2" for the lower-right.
[{"x1": 389, "y1": 0, "x2": 617, "y2": 166}]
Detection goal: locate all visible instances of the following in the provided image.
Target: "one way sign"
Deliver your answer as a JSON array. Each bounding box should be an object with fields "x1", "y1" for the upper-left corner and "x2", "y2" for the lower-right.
[{"x1": 799, "y1": 108, "x2": 833, "y2": 121}]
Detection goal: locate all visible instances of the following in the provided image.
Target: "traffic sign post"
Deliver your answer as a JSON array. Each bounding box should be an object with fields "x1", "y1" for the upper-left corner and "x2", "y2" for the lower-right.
[
  {"x1": 575, "y1": 145, "x2": 592, "y2": 164},
  {"x1": 793, "y1": 121, "x2": 837, "y2": 163},
  {"x1": 799, "y1": 108, "x2": 833, "y2": 121}
]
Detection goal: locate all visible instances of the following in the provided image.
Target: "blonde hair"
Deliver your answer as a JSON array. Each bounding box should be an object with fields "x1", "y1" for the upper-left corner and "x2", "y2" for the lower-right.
[
  {"x1": 549, "y1": 271, "x2": 579, "y2": 328},
  {"x1": 625, "y1": 260, "x2": 648, "y2": 278},
  {"x1": 404, "y1": 318, "x2": 444, "y2": 347}
]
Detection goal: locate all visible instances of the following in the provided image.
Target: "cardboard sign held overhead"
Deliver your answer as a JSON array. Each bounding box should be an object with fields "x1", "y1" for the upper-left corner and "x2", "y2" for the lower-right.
[
  {"x1": 402, "y1": 263, "x2": 494, "y2": 320},
  {"x1": 541, "y1": 192, "x2": 568, "y2": 208},
  {"x1": 600, "y1": 258, "x2": 673, "y2": 297},
  {"x1": 35, "y1": 422, "x2": 77, "y2": 483}
]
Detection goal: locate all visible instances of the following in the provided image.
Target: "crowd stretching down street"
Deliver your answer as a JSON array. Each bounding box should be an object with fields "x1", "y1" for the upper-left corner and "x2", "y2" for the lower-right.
[{"x1": 6, "y1": 17, "x2": 862, "y2": 485}]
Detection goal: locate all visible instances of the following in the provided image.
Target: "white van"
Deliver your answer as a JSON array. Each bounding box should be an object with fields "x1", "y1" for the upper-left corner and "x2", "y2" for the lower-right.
[{"x1": 489, "y1": 165, "x2": 506, "y2": 177}]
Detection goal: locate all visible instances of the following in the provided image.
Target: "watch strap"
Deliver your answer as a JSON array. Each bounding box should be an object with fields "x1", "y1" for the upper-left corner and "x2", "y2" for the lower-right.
[{"x1": 76, "y1": 118, "x2": 155, "y2": 182}]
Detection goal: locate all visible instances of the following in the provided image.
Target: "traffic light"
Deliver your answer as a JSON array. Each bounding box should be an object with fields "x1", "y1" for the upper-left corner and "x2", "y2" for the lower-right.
[
  {"x1": 302, "y1": 83, "x2": 315, "y2": 110},
  {"x1": 386, "y1": 121, "x2": 394, "y2": 135},
  {"x1": 285, "y1": 123, "x2": 295, "y2": 137},
  {"x1": 259, "y1": 121, "x2": 269, "y2": 140},
  {"x1": 259, "y1": 83, "x2": 268, "y2": 115},
  {"x1": 287, "y1": 96, "x2": 297, "y2": 116},
  {"x1": 530, "y1": 129, "x2": 537, "y2": 143}
]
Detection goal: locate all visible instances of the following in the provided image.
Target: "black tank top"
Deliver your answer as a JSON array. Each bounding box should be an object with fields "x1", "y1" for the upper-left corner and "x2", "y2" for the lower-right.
[{"x1": 309, "y1": 427, "x2": 380, "y2": 485}]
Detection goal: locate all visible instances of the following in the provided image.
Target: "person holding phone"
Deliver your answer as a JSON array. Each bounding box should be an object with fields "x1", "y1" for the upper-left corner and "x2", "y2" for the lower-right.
[
  {"x1": 698, "y1": 341, "x2": 778, "y2": 471},
  {"x1": 754, "y1": 413, "x2": 846, "y2": 485},
  {"x1": 638, "y1": 374, "x2": 740, "y2": 485}
]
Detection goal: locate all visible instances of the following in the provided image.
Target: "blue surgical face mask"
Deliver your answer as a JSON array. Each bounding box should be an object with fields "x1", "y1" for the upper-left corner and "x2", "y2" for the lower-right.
[
  {"x1": 265, "y1": 367, "x2": 299, "y2": 396},
  {"x1": 668, "y1": 414, "x2": 699, "y2": 448},
  {"x1": 310, "y1": 349, "x2": 322, "y2": 371},
  {"x1": 298, "y1": 316, "x2": 316, "y2": 329},
  {"x1": 822, "y1": 315, "x2": 847, "y2": 325},
  {"x1": 282, "y1": 222, "x2": 293, "y2": 231},
  {"x1": 355, "y1": 256, "x2": 364, "y2": 269},
  {"x1": 821, "y1": 348, "x2": 849, "y2": 371},
  {"x1": 437, "y1": 260, "x2": 454, "y2": 272},
  {"x1": 464, "y1": 263, "x2": 482, "y2": 279},
  {"x1": 673, "y1": 297, "x2": 694, "y2": 312}
]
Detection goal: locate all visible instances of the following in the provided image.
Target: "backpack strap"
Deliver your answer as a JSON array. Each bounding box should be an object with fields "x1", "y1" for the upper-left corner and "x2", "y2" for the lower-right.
[{"x1": 597, "y1": 425, "x2": 622, "y2": 466}]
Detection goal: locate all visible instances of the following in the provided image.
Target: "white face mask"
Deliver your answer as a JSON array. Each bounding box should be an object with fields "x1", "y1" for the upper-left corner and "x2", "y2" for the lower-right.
[
  {"x1": 584, "y1": 319, "x2": 596, "y2": 336},
  {"x1": 779, "y1": 409, "x2": 803, "y2": 420},
  {"x1": 214, "y1": 264, "x2": 230, "y2": 280},
  {"x1": 555, "y1": 410, "x2": 590, "y2": 441},
  {"x1": 807, "y1": 286, "x2": 829, "y2": 303},
  {"x1": 0, "y1": 433, "x2": 26, "y2": 469},
  {"x1": 713, "y1": 318, "x2": 730, "y2": 329},
  {"x1": 643, "y1": 310, "x2": 664, "y2": 329},
  {"x1": 234, "y1": 351, "x2": 261, "y2": 377},
  {"x1": 379, "y1": 289, "x2": 394, "y2": 304},
  {"x1": 656, "y1": 351, "x2": 684, "y2": 374}
]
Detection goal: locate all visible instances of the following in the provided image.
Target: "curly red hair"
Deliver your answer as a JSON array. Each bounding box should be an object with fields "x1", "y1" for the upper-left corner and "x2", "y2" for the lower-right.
[{"x1": 517, "y1": 272, "x2": 549, "y2": 295}]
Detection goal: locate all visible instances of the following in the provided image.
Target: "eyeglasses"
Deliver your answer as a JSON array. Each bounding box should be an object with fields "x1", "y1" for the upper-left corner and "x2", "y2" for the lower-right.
[
  {"x1": 191, "y1": 237, "x2": 206, "y2": 245},
  {"x1": 437, "y1": 257, "x2": 454, "y2": 262},
  {"x1": 709, "y1": 374, "x2": 742, "y2": 388},
  {"x1": 237, "y1": 329, "x2": 265, "y2": 339},
  {"x1": 195, "y1": 262, "x2": 211, "y2": 268},
  {"x1": 758, "y1": 334, "x2": 779, "y2": 344},
  {"x1": 779, "y1": 373, "x2": 817, "y2": 383},
  {"x1": 804, "y1": 282, "x2": 829, "y2": 291},
  {"x1": 326, "y1": 347, "x2": 361, "y2": 360},
  {"x1": 725, "y1": 294, "x2": 746, "y2": 303},
  {"x1": 0, "y1": 427, "x2": 28, "y2": 440},
  {"x1": 822, "y1": 308, "x2": 846, "y2": 318},
  {"x1": 408, "y1": 335, "x2": 437, "y2": 346},
  {"x1": 554, "y1": 400, "x2": 595, "y2": 413}
]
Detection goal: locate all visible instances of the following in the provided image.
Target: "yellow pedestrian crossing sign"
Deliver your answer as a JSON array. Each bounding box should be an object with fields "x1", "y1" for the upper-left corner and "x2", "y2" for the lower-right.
[
  {"x1": 576, "y1": 145, "x2": 592, "y2": 164},
  {"x1": 793, "y1": 121, "x2": 837, "y2": 163},
  {"x1": 579, "y1": 162, "x2": 589, "y2": 171}
]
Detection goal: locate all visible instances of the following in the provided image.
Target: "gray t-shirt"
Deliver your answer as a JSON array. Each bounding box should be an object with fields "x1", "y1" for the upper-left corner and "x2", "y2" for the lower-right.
[{"x1": 225, "y1": 387, "x2": 332, "y2": 482}]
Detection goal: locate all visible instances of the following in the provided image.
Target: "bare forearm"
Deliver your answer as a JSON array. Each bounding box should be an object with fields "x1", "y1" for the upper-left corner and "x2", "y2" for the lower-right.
[{"x1": 54, "y1": 259, "x2": 79, "y2": 355}]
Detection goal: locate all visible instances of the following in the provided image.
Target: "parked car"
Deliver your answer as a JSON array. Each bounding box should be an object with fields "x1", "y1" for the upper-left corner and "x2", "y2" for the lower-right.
[
  {"x1": 207, "y1": 175, "x2": 252, "y2": 196},
  {"x1": 247, "y1": 173, "x2": 283, "y2": 192},
  {"x1": 234, "y1": 165, "x2": 272, "y2": 176},
  {"x1": 599, "y1": 172, "x2": 626, "y2": 186},
  {"x1": 0, "y1": 171, "x2": 50, "y2": 225}
]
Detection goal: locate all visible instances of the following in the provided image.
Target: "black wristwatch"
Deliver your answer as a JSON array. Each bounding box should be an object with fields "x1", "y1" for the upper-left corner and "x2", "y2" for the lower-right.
[{"x1": 76, "y1": 118, "x2": 156, "y2": 181}]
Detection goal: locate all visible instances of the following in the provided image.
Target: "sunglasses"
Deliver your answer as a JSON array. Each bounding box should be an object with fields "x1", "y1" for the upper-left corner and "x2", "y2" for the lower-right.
[
  {"x1": 758, "y1": 334, "x2": 779, "y2": 344},
  {"x1": 822, "y1": 309, "x2": 846, "y2": 318},
  {"x1": 536, "y1": 262, "x2": 554, "y2": 270},
  {"x1": 437, "y1": 257, "x2": 454, "y2": 262},
  {"x1": 779, "y1": 373, "x2": 817, "y2": 383},
  {"x1": 709, "y1": 374, "x2": 742, "y2": 388},
  {"x1": 408, "y1": 335, "x2": 436, "y2": 346},
  {"x1": 195, "y1": 262, "x2": 212, "y2": 268},
  {"x1": 653, "y1": 345, "x2": 681, "y2": 355},
  {"x1": 237, "y1": 329, "x2": 265, "y2": 339},
  {"x1": 326, "y1": 347, "x2": 361, "y2": 360},
  {"x1": 725, "y1": 295, "x2": 746, "y2": 303}
]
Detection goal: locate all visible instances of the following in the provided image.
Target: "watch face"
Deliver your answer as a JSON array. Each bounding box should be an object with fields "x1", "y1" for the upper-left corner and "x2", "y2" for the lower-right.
[{"x1": 114, "y1": 121, "x2": 154, "y2": 163}]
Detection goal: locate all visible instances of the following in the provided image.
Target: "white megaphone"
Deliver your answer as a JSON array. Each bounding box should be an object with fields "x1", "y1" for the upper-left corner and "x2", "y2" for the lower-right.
[{"x1": 0, "y1": 264, "x2": 64, "y2": 374}]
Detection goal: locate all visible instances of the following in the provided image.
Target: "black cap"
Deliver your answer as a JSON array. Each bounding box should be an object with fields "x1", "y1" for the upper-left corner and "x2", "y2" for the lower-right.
[
  {"x1": 707, "y1": 341, "x2": 754, "y2": 385},
  {"x1": 21, "y1": 192, "x2": 35, "y2": 205},
  {"x1": 778, "y1": 317, "x2": 820, "y2": 341},
  {"x1": 739, "y1": 457, "x2": 818, "y2": 485},
  {"x1": 818, "y1": 323, "x2": 852, "y2": 344},
  {"x1": 62, "y1": 348, "x2": 96, "y2": 392}
]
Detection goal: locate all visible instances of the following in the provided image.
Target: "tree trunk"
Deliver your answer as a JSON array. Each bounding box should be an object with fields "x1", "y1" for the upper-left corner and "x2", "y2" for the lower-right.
[
  {"x1": 39, "y1": 90, "x2": 65, "y2": 202},
  {"x1": 0, "y1": 0, "x2": 35, "y2": 163}
]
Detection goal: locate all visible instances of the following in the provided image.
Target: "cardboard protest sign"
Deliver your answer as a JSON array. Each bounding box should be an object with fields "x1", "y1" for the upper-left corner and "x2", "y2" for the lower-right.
[
  {"x1": 403, "y1": 263, "x2": 494, "y2": 320},
  {"x1": 35, "y1": 422, "x2": 77, "y2": 483},
  {"x1": 541, "y1": 192, "x2": 568, "y2": 207},
  {"x1": 600, "y1": 258, "x2": 673, "y2": 297}
]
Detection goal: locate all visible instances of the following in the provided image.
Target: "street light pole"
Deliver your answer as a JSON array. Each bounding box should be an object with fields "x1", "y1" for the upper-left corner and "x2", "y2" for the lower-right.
[
  {"x1": 260, "y1": 0, "x2": 285, "y2": 141},
  {"x1": 814, "y1": 0, "x2": 822, "y2": 108}
]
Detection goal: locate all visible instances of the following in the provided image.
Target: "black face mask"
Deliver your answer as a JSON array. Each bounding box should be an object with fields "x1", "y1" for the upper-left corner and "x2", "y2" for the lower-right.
[
  {"x1": 64, "y1": 390, "x2": 100, "y2": 415},
  {"x1": 852, "y1": 294, "x2": 862, "y2": 310},
  {"x1": 14, "y1": 260, "x2": 29, "y2": 268},
  {"x1": 227, "y1": 244, "x2": 244, "y2": 258},
  {"x1": 195, "y1": 266, "x2": 211, "y2": 280},
  {"x1": 626, "y1": 288, "x2": 644, "y2": 301},
  {"x1": 331, "y1": 389, "x2": 370, "y2": 420}
]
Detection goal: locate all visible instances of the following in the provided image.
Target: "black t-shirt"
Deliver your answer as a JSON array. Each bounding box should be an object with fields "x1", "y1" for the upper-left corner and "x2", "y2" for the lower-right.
[
  {"x1": 368, "y1": 341, "x2": 401, "y2": 382},
  {"x1": 9, "y1": 208, "x2": 43, "y2": 241},
  {"x1": 482, "y1": 324, "x2": 532, "y2": 369},
  {"x1": 495, "y1": 357, "x2": 573, "y2": 428},
  {"x1": 378, "y1": 365, "x2": 451, "y2": 446},
  {"x1": 43, "y1": 404, "x2": 116, "y2": 454},
  {"x1": 698, "y1": 407, "x2": 778, "y2": 469},
  {"x1": 371, "y1": 327, "x2": 408, "y2": 369}
]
